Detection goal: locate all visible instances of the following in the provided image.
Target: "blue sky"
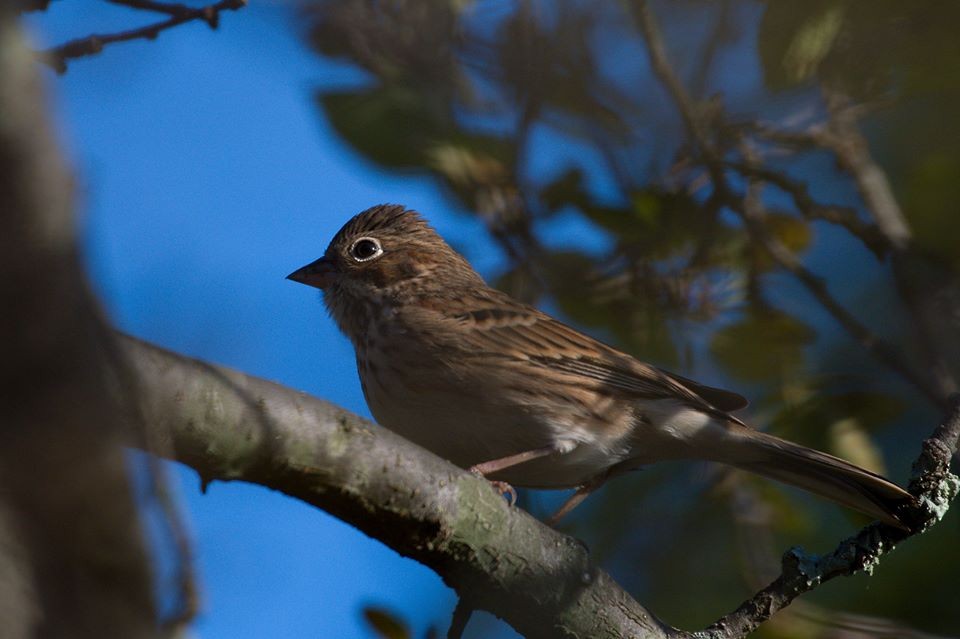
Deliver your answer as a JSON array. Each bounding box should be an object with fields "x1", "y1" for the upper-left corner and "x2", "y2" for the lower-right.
[{"x1": 25, "y1": 3, "x2": 516, "y2": 637}]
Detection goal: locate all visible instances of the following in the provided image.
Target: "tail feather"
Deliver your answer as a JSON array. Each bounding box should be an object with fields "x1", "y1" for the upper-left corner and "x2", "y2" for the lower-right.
[{"x1": 726, "y1": 429, "x2": 913, "y2": 528}]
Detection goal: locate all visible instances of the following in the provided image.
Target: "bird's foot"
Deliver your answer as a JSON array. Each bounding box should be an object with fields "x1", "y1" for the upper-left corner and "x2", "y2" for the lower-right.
[
  {"x1": 488, "y1": 480, "x2": 518, "y2": 506},
  {"x1": 468, "y1": 466, "x2": 517, "y2": 506}
]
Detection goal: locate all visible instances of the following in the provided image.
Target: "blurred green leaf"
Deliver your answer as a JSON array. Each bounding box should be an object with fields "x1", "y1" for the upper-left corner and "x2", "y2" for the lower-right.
[
  {"x1": 710, "y1": 308, "x2": 816, "y2": 382},
  {"x1": 904, "y1": 154, "x2": 960, "y2": 268},
  {"x1": 829, "y1": 417, "x2": 887, "y2": 475},
  {"x1": 425, "y1": 134, "x2": 517, "y2": 211},
  {"x1": 319, "y1": 87, "x2": 447, "y2": 169},
  {"x1": 751, "y1": 211, "x2": 813, "y2": 271},
  {"x1": 426, "y1": 142, "x2": 509, "y2": 189},
  {"x1": 766, "y1": 212, "x2": 812, "y2": 253},
  {"x1": 495, "y1": 6, "x2": 632, "y2": 135},
  {"x1": 782, "y1": 4, "x2": 845, "y2": 85},
  {"x1": 768, "y1": 390, "x2": 907, "y2": 450},
  {"x1": 758, "y1": 1, "x2": 844, "y2": 90},
  {"x1": 571, "y1": 187, "x2": 709, "y2": 254}
]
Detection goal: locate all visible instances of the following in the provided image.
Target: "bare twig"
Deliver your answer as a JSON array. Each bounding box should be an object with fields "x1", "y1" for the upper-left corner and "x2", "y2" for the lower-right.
[
  {"x1": 727, "y1": 159, "x2": 891, "y2": 257},
  {"x1": 736, "y1": 170, "x2": 946, "y2": 408},
  {"x1": 689, "y1": 0, "x2": 731, "y2": 100},
  {"x1": 748, "y1": 112, "x2": 958, "y2": 400},
  {"x1": 823, "y1": 89, "x2": 959, "y2": 399},
  {"x1": 106, "y1": 0, "x2": 189, "y2": 15},
  {"x1": 37, "y1": 0, "x2": 247, "y2": 73},
  {"x1": 447, "y1": 599, "x2": 474, "y2": 639},
  {"x1": 748, "y1": 120, "x2": 827, "y2": 150},
  {"x1": 696, "y1": 395, "x2": 960, "y2": 639},
  {"x1": 630, "y1": 0, "x2": 725, "y2": 189},
  {"x1": 747, "y1": 114, "x2": 911, "y2": 256},
  {"x1": 822, "y1": 90, "x2": 912, "y2": 250}
]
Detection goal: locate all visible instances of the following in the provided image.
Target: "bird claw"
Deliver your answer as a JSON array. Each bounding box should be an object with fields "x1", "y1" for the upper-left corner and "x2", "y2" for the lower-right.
[
  {"x1": 469, "y1": 468, "x2": 517, "y2": 506},
  {"x1": 488, "y1": 480, "x2": 518, "y2": 506}
]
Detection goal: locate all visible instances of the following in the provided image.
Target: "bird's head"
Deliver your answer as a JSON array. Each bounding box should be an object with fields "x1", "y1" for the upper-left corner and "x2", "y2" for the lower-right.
[{"x1": 287, "y1": 204, "x2": 484, "y2": 337}]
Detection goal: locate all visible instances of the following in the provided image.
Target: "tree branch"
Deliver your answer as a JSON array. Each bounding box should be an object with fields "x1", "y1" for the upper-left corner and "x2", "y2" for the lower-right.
[
  {"x1": 697, "y1": 394, "x2": 960, "y2": 638},
  {"x1": 120, "y1": 333, "x2": 959, "y2": 638},
  {"x1": 119, "y1": 334, "x2": 672, "y2": 639},
  {"x1": 37, "y1": 0, "x2": 247, "y2": 73}
]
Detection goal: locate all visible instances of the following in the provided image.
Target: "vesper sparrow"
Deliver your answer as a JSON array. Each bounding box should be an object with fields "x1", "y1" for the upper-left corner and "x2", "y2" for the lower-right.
[{"x1": 288, "y1": 204, "x2": 912, "y2": 527}]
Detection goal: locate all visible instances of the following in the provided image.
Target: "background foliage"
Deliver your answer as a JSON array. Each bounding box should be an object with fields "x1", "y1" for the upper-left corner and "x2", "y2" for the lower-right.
[{"x1": 304, "y1": 1, "x2": 960, "y2": 636}]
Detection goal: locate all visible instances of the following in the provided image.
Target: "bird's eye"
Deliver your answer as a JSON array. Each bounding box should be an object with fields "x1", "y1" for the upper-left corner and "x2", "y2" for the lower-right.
[{"x1": 349, "y1": 237, "x2": 383, "y2": 262}]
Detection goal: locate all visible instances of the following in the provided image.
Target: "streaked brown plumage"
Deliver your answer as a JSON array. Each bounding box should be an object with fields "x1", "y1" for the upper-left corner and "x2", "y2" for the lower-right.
[{"x1": 288, "y1": 204, "x2": 914, "y2": 527}]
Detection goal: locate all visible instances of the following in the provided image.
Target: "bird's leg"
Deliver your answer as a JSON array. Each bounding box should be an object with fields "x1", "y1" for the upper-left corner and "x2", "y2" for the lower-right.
[
  {"x1": 468, "y1": 444, "x2": 560, "y2": 506},
  {"x1": 469, "y1": 444, "x2": 560, "y2": 476},
  {"x1": 546, "y1": 468, "x2": 616, "y2": 525}
]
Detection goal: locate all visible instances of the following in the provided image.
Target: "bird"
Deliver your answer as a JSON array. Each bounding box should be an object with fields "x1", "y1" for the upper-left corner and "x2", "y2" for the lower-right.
[{"x1": 287, "y1": 204, "x2": 914, "y2": 528}]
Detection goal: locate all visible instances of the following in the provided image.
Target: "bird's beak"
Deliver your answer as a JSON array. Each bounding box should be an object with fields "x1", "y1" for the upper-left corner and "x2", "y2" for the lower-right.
[{"x1": 287, "y1": 256, "x2": 337, "y2": 289}]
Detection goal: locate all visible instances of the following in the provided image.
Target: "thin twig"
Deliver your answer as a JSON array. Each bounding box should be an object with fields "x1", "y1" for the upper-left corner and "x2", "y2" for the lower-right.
[
  {"x1": 823, "y1": 88, "x2": 959, "y2": 399},
  {"x1": 736, "y1": 179, "x2": 946, "y2": 408},
  {"x1": 447, "y1": 599, "x2": 474, "y2": 639},
  {"x1": 748, "y1": 113, "x2": 958, "y2": 399},
  {"x1": 630, "y1": 0, "x2": 726, "y2": 189},
  {"x1": 747, "y1": 119, "x2": 833, "y2": 150},
  {"x1": 694, "y1": 395, "x2": 960, "y2": 638},
  {"x1": 747, "y1": 115, "x2": 912, "y2": 253},
  {"x1": 822, "y1": 89, "x2": 912, "y2": 250},
  {"x1": 38, "y1": 0, "x2": 247, "y2": 73},
  {"x1": 689, "y1": 0, "x2": 731, "y2": 100},
  {"x1": 106, "y1": 0, "x2": 188, "y2": 15},
  {"x1": 727, "y1": 159, "x2": 891, "y2": 257}
]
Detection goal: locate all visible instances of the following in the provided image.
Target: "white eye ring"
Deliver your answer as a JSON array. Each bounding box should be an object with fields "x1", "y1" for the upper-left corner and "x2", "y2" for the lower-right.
[{"x1": 349, "y1": 236, "x2": 383, "y2": 262}]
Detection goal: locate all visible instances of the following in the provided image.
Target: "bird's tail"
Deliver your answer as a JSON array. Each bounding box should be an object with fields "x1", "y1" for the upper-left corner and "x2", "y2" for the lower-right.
[{"x1": 721, "y1": 428, "x2": 913, "y2": 529}]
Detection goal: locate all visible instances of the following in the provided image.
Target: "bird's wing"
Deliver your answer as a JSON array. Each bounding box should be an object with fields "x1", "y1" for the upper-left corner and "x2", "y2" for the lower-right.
[
  {"x1": 445, "y1": 292, "x2": 747, "y2": 419},
  {"x1": 659, "y1": 371, "x2": 749, "y2": 412}
]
